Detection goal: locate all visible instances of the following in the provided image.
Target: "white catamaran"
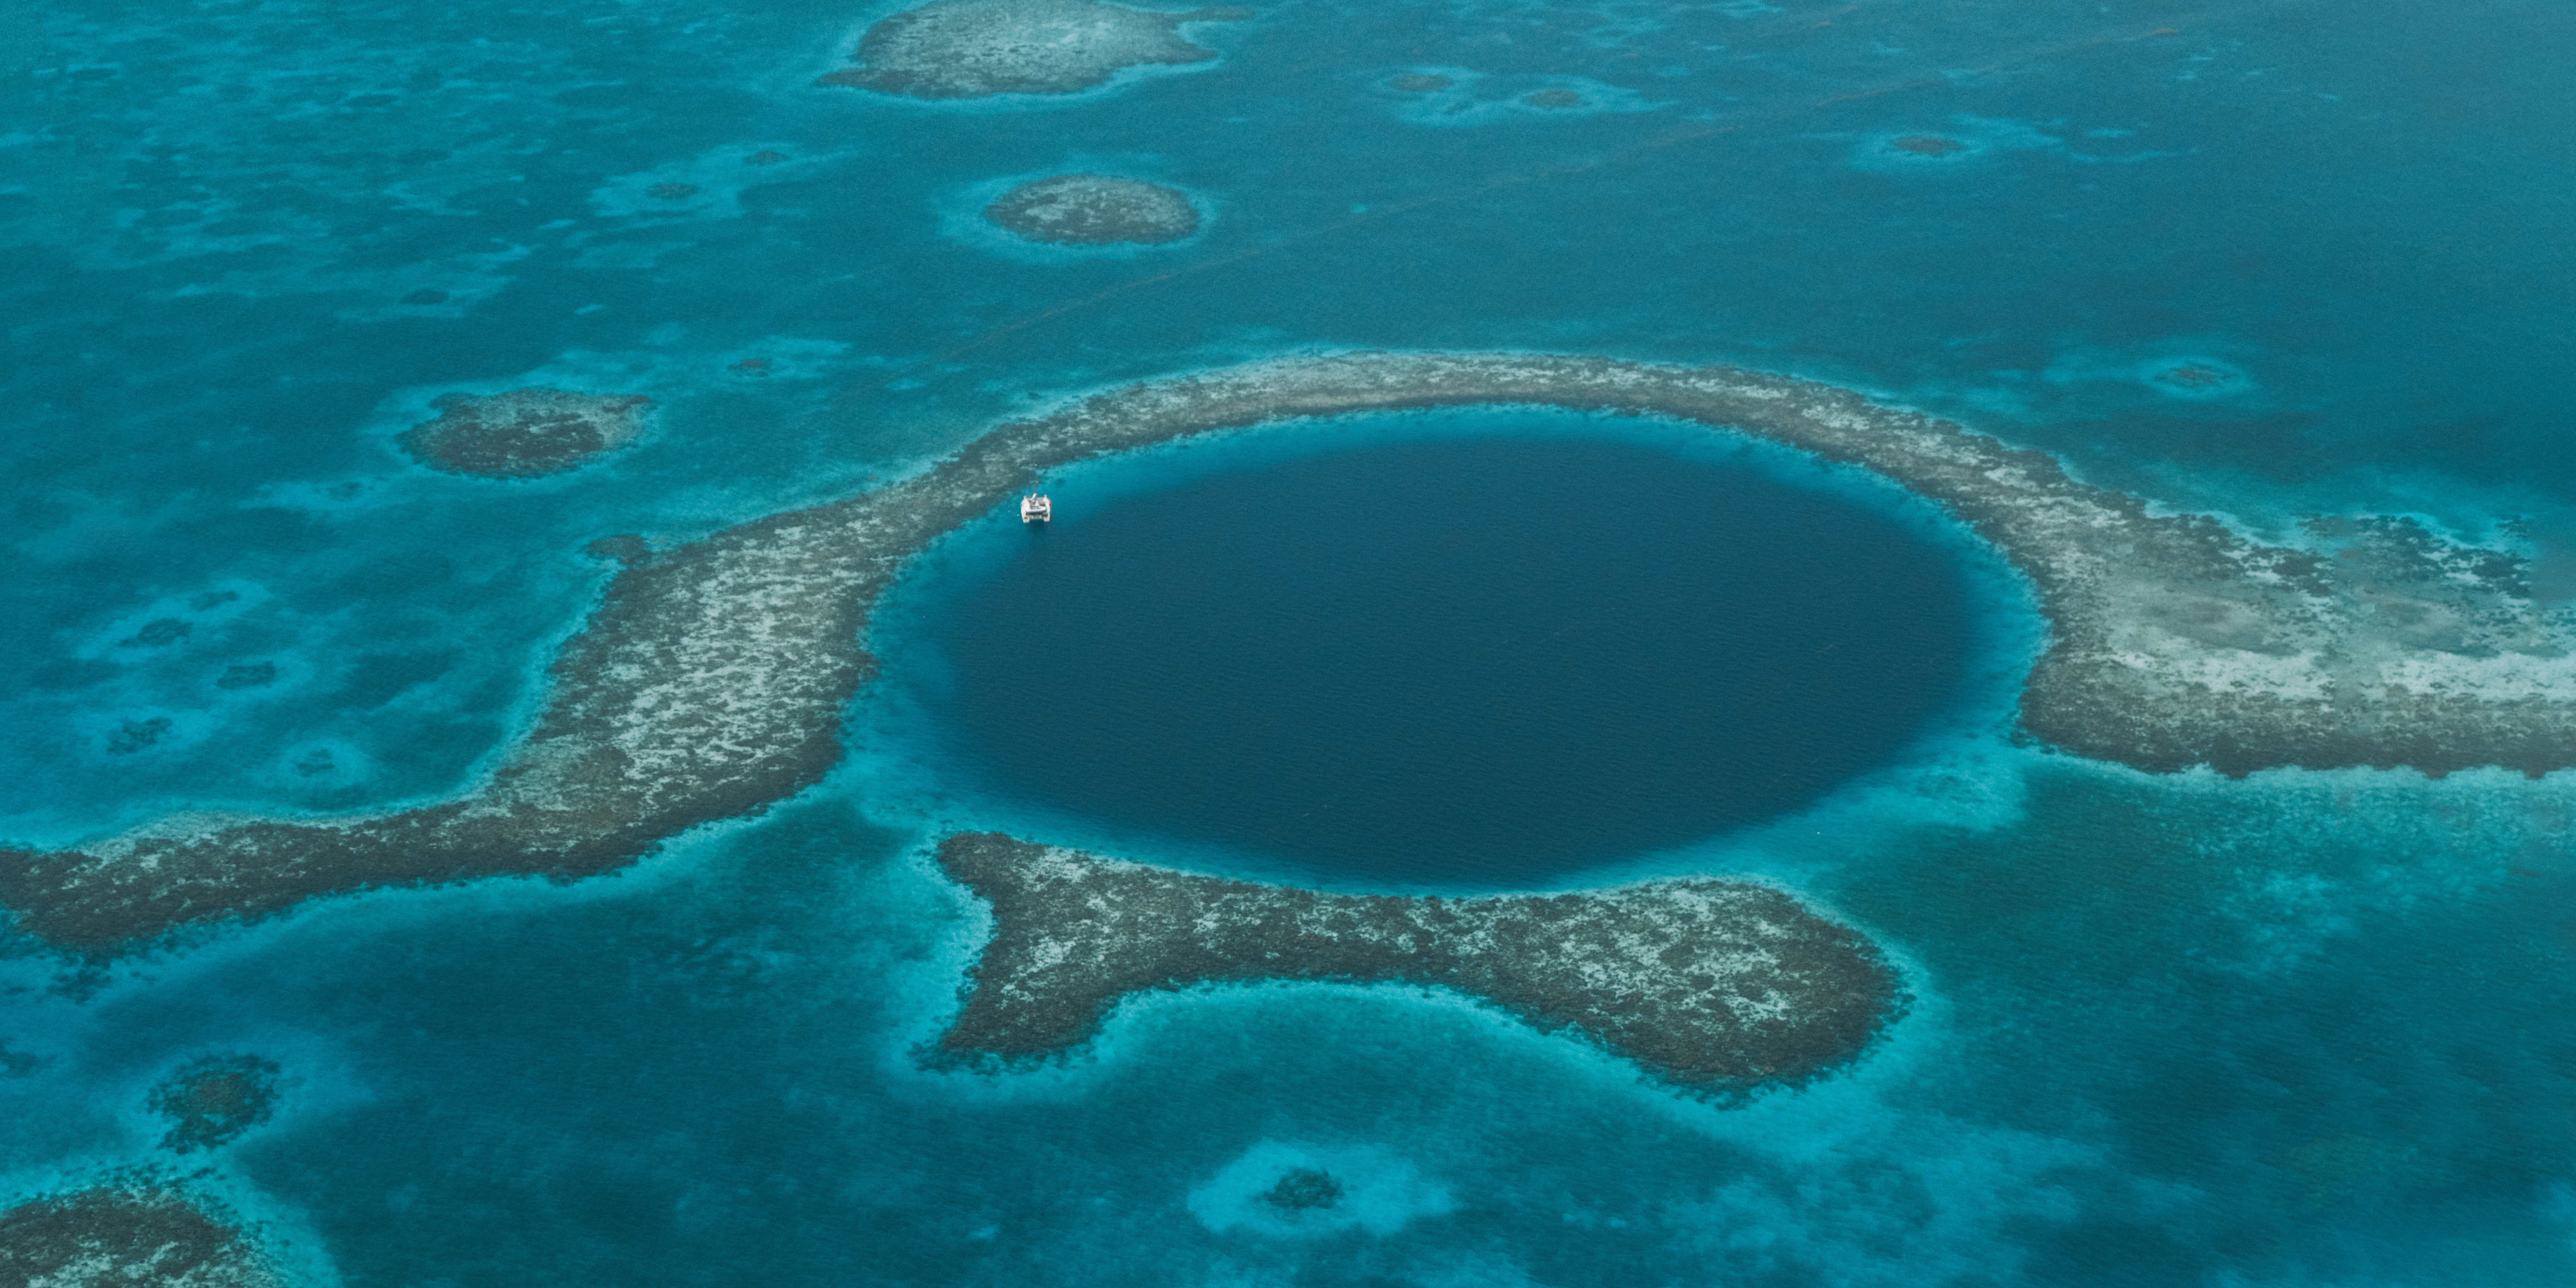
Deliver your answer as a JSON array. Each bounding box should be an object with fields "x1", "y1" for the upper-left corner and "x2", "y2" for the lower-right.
[{"x1": 1020, "y1": 493, "x2": 1051, "y2": 523}]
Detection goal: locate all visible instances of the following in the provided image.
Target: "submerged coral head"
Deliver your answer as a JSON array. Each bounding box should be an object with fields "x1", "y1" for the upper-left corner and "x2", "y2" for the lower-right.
[
  {"x1": 819, "y1": 0, "x2": 1250, "y2": 100},
  {"x1": 1261, "y1": 1168, "x2": 1345, "y2": 1211},
  {"x1": 148, "y1": 1054, "x2": 282, "y2": 1153},
  {"x1": 982, "y1": 173, "x2": 1200, "y2": 245}
]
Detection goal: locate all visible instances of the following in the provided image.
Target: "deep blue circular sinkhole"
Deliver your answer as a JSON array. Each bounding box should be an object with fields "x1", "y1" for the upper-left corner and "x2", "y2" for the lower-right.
[{"x1": 894, "y1": 428, "x2": 1980, "y2": 886}]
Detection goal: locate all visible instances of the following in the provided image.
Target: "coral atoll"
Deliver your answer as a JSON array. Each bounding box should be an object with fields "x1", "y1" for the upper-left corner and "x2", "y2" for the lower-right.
[
  {"x1": 396, "y1": 388, "x2": 651, "y2": 479},
  {"x1": 0, "y1": 1180, "x2": 278, "y2": 1288},
  {"x1": 11, "y1": 350, "x2": 2576, "y2": 958},
  {"x1": 982, "y1": 174, "x2": 1200, "y2": 245},
  {"x1": 818, "y1": 0, "x2": 1249, "y2": 99},
  {"x1": 934, "y1": 833, "x2": 1903, "y2": 1097}
]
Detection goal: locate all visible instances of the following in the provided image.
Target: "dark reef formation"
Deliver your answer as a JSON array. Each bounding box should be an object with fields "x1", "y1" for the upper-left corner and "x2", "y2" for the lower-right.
[
  {"x1": 1888, "y1": 135, "x2": 1968, "y2": 156},
  {"x1": 396, "y1": 388, "x2": 651, "y2": 479},
  {"x1": 149, "y1": 1055, "x2": 281, "y2": 1153},
  {"x1": 1262, "y1": 1168, "x2": 1344, "y2": 1210},
  {"x1": 10, "y1": 350, "x2": 2576, "y2": 958},
  {"x1": 1386, "y1": 73, "x2": 1451, "y2": 92},
  {"x1": 0, "y1": 1180, "x2": 278, "y2": 1287},
  {"x1": 818, "y1": 0, "x2": 1248, "y2": 99},
  {"x1": 1521, "y1": 88, "x2": 1585, "y2": 109},
  {"x1": 106, "y1": 718, "x2": 173, "y2": 756},
  {"x1": 982, "y1": 174, "x2": 1199, "y2": 245},
  {"x1": 934, "y1": 834, "x2": 1903, "y2": 1098},
  {"x1": 215, "y1": 663, "x2": 276, "y2": 691},
  {"x1": 121, "y1": 619, "x2": 191, "y2": 648}
]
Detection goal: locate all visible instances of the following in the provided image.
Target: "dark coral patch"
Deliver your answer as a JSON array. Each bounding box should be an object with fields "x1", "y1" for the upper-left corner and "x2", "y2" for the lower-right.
[
  {"x1": 1888, "y1": 135, "x2": 1968, "y2": 156},
  {"x1": 1387, "y1": 73, "x2": 1452, "y2": 92},
  {"x1": 148, "y1": 1055, "x2": 281, "y2": 1153},
  {"x1": 1262, "y1": 1168, "x2": 1345, "y2": 1210},
  {"x1": 106, "y1": 718, "x2": 173, "y2": 756},
  {"x1": 1522, "y1": 88, "x2": 1585, "y2": 109},
  {"x1": 120, "y1": 619, "x2": 191, "y2": 649},
  {"x1": 215, "y1": 662, "x2": 277, "y2": 690},
  {"x1": 397, "y1": 388, "x2": 651, "y2": 479}
]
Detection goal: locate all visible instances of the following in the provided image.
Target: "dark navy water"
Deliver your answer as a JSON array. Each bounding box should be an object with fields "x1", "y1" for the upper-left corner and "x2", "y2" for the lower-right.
[
  {"x1": 906, "y1": 430, "x2": 1976, "y2": 885},
  {"x1": 6, "y1": 0, "x2": 2576, "y2": 1281}
]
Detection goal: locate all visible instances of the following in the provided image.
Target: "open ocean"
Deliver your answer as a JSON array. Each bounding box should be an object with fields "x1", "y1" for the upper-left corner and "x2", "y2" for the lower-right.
[{"x1": 4, "y1": 0, "x2": 2575, "y2": 1282}]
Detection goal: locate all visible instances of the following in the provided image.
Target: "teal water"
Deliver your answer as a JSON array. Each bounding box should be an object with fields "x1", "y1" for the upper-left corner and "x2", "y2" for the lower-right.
[{"x1": 6, "y1": 0, "x2": 2576, "y2": 1282}]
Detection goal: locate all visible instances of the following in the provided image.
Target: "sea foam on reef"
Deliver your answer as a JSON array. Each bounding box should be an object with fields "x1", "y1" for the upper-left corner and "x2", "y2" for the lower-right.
[{"x1": 8, "y1": 350, "x2": 2576, "y2": 958}]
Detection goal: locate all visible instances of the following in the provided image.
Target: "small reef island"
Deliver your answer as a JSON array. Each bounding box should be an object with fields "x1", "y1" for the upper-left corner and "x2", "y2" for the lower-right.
[
  {"x1": 938, "y1": 834, "x2": 1902, "y2": 1098},
  {"x1": 983, "y1": 174, "x2": 1200, "y2": 246},
  {"x1": 818, "y1": 0, "x2": 1250, "y2": 99},
  {"x1": 9, "y1": 351, "x2": 2576, "y2": 962},
  {"x1": 396, "y1": 388, "x2": 651, "y2": 479},
  {"x1": 0, "y1": 1180, "x2": 278, "y2": 1287}
]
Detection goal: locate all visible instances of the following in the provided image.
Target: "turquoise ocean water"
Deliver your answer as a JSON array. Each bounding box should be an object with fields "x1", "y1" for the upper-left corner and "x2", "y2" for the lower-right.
[{"x1": 4, "y1": 0, "x2": 2576, "y2": 1281}]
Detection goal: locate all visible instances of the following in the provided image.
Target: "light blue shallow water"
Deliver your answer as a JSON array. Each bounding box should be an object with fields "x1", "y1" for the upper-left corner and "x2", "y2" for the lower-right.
[{"x1": 4, "y1": 0, "x2": 2576, "y2": 1281}]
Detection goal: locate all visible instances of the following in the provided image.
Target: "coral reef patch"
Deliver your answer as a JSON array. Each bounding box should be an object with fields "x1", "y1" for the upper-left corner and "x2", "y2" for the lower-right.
[
  {"x1": 148, "y1": 1055, "x2": 282, "y2": 1153},
  {"x1": 0, "y1": 1179, "x2": 279, "y2": 1288},
  {"x1": 982, "y1": 174, "x2": 1200, "y2": 245},
  {"x1": 105, "y1": 718, "x2": 174, "y2": 756},
  {"x1": 932, "y1": 833, "x2": 1903, "y2": 1098},
  {"x1": 10, "y1": 350, "x2": 2576, "y2": 959},
  {"x1": 395, "y1": 388, "x2": 651, "y2": 479},
  {"x1": 215, "y1": 663, "x2": 277, "y2": 691},
  {"x1": 1261, "y1": 1168, "x2": 1344, "y2": 1210},
  {"x1": 818, "y1": 0, "x2": 1249, "y2": 100}
]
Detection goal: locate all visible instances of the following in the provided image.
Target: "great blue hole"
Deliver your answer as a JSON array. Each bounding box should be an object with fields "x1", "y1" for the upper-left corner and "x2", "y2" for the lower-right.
[{"x1": 880, "y1": 414, "x2": 1980, "y2": 886}]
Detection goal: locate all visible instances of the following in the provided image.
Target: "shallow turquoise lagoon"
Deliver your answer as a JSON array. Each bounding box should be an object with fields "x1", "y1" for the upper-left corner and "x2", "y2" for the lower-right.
[{"x1": 4, "y1": 0, "x2": 2575, "y2": 1282}]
